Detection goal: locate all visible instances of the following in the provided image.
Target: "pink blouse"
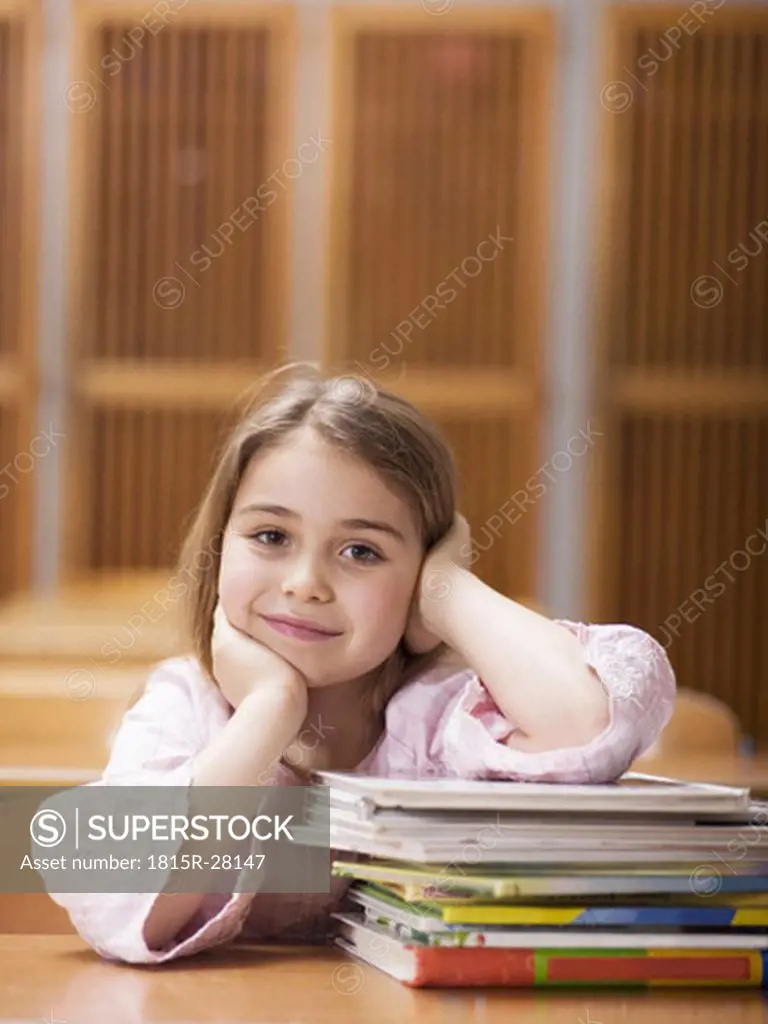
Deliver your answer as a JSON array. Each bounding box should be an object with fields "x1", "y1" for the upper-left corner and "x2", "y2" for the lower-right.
[{"x1": 47, "y1": 619, "x2": 675, "y2": 964}]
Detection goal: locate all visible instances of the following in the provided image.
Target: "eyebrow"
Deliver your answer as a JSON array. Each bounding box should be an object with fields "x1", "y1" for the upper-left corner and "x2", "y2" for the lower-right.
[{"x1": 234, "y1": 503, "x2": 408, "y2": 544}]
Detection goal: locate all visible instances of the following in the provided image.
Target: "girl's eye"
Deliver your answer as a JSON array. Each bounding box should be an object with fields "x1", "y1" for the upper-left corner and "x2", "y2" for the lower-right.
[
  {"x1": 342, "y1": 543, "x2": 383, "y2": 564},
  {"x1": 250, "y1": 529, "x2": 288, "y2": 547},
  {"x1": 248, "y1": 531, "x2": 381, "y2": 563}
]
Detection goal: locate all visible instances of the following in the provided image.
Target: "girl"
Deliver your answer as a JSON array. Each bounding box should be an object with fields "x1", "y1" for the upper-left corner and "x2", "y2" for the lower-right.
[{"x1": 49, "y1": 364, "x2": 675, "y2": 964}]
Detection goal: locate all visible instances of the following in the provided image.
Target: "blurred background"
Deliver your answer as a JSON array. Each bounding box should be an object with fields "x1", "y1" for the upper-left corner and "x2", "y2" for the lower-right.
[{"x1": 0, "y1": 0, "x2": 766, "y2": 927}]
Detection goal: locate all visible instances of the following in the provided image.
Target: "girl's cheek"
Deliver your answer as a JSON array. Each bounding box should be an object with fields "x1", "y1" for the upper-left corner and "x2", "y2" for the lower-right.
[
  {"x1": 218, "y1": 538, "x2": 262, "y2": 602},
  {"x1": 354, "y1": 575, "x2": 411, "y2": 628},
  {"x1": 219, "y1": 571, "x2": 252, "y2": 611}
]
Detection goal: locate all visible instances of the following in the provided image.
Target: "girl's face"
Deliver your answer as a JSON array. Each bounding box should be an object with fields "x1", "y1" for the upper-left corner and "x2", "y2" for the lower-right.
[{"x1": 218, "y1": 426, "x2": 425, "y2": 687}]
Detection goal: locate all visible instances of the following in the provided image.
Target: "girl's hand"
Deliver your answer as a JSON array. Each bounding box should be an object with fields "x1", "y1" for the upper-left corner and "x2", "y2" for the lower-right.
[
  {"x1": 211, "y1": 602, "x2": 308, "y2": 717},
  {"x1": 404, "y1": 513, "x2": 472, "y2": 655}
]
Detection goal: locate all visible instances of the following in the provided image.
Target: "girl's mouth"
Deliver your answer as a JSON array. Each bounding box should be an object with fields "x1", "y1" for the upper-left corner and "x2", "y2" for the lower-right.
[{"x1": 260, "y1": 615, "x2": 342, "y2": 643}]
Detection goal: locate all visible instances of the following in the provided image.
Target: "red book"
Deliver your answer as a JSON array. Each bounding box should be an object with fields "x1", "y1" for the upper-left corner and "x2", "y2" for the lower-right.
[{"x1": 336, "y1": 919, "x2": 766, "y2": 988}]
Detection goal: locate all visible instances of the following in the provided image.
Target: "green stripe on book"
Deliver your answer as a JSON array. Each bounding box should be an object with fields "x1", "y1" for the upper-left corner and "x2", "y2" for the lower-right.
[
  {"x1": 534, "y1": 951, "x2": 547, "y2": 985},
  {"x1": 542, "y1": 948, "x2": 642, "y2": 958}
]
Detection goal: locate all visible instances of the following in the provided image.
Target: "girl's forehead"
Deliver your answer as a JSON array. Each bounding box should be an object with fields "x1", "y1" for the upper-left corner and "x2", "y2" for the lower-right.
[
  {"x1": 235, "y1": 431, "x2": 420, "y2": 535},
  {"x1": 243, "y1": 430, "x2": 378, "y2": 487}
]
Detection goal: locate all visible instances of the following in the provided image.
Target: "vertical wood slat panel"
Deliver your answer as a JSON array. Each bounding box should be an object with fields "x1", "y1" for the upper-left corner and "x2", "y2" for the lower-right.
[
  {"x1": 64, "y1": 3, "x2": 294, "y2": 576},
  {"x1": 139, "y1": 28, "x2": 163, "y2": 570},
  {"x1": 695, "y1": 32, "x2": 715, "y2": 373},
  {"x1": 0, "y1": 16, "x2": 11, "y2": 377},
  {"x1": 327, "y1": 8, "x2": 553, "y2": 603},
  {"x1": 87, "y1": 407, "x2": 229, "y2": 571},
  {"x1": 240, "y1": 32, "x2": 259, "y2": 360},
  {"x1": 124, "y1": 31, "x2": 142, "y2": 568},
  {"x1": 486, "y1": 40, "x2": 503, "y2": 368},
  {"x1": 714, "y1": 32, "x2": 734, "y2": 373},
  {"x1": 592, "y1": 6, "x2": 768, "y2": 746},
  {"x1": 745, "y1": 421, "x2": 763, "y2": 737},
  {"x1": 222, "y1": 31, "x2": 239, "y2": 359},
  {"x1": 731, "y1": 31, "x2": 750, "y2": 373},
  {"x1": 703, "y1": 417, "x2": 722, "y2": 700},
  {"x1": 0, "y1": 23, "x2": 7, "y2": 364},
  {"x1": 0, "y1": 14, "x2": 20, "y2": 363},
  {"x1": 629, "y1": 29, "x2": 654, "y2": 371},
  {"x1": 0, "y1": 405, "x2": 20, "y2": 599},
  {"x1": 161, "y1": 27, "x2": 178, "y2": 362},
  {"x1": 102, "y1": 24, "x2": 120, "y2": 362},
  {"x1": 675, "y1": 25, "x2": 695, "y2": 374},
  {"x1": 0, "y1": 0, "x2": 39, "y2": 599},
  {"x1": 751, "y1": 34, "x2": 768, "y2": 373},
  {"x1": 336, "y1": 26, "x2": 531, "y2": 371}
]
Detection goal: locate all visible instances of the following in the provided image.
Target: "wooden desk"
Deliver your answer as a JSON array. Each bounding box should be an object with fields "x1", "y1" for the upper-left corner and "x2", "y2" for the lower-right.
[
  {"x1": 632, "y1": 756, "x2": 768, "y2": 796},
  {"x1": 1, "y1": 936, "x2": 767, "y2": 1023}
]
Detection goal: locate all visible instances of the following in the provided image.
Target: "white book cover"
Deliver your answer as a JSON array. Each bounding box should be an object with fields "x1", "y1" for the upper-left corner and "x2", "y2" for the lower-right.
[
  {"x1": 314, "y1": 771, "x2": 752, "y2": 816},
  {"x1": 322, "y1": 823, "x2": 768, "y2": 866},
  {"x1": 310, "y1": 800, "x2": 768, "y2": 839},
  {"x1": 335, "y1": 913, "x2": 768, "y2": 951}
]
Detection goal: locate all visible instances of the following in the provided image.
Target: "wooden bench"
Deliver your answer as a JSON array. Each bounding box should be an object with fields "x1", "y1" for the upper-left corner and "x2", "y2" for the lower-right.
[
  {"x1": 0, "y1": 570, "x2": 185, "y2": 664},
  {"x1": 0, "y1": 659, "x2": 148, "y2": 785},
  {"x1": 0, "y1": 572, "x2": 187, "y2": 932}
]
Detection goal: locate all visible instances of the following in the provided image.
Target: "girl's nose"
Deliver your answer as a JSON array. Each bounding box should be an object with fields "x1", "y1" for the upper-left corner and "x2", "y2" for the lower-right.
[{"x1": 280, "y1": 560, "x2": 333, "y2": 603}]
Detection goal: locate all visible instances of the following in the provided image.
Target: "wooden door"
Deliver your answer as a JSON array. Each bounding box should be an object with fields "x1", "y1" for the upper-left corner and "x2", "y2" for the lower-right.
[
  {"x1": 0, "y1": 0, "x2": 39, "y2": 599},
  {"x1": 326, "y1": 6, "x2": 554, "y2": 602},
  {"x1": 63, "y1": 1, "x2": 295, "y2": 576},
  {"x1": 592, "y1": 5, "x2": 768, "y2": 743}
]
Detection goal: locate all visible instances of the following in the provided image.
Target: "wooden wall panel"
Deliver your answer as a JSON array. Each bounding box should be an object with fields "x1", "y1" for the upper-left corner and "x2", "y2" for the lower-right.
[
  {"x1": 0, "y1": 407, "x2": 21, "y2": 598},
  {"x1": 438, "y1": 416, "x2": 536, "y2": 602},
  {"x1": 326, "y1": 7, "x2": 554, "y2": 600},
  {"x1": 87, "y1": 406, "x2": 230, "y2": 571},
  {"x1": 64, "y1": 2, "x2": 295, "y2": 576},
  {"x1": 85, "y1": 23, "x2": 272, "y2": 362},
  {"x1": 592, "y1": 7, "x2": 768, "y2": 743},
  {"x1": 0, "y1": 0, "x2": 38, "y2": 599}
]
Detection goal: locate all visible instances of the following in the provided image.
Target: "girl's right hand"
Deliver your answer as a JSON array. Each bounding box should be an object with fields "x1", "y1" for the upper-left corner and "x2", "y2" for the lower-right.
[{"x1": 211, "y1": 602, "x2": 308, "y2": 719}]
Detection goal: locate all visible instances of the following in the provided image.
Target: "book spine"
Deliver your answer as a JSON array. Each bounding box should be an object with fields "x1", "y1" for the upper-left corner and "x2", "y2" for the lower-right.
[
  {"x1": 444, "y1": 906, "x2": 768, "y2": 928},
  {"x1": 408, "y1": 948, "x2": 767, "y2": 988}
]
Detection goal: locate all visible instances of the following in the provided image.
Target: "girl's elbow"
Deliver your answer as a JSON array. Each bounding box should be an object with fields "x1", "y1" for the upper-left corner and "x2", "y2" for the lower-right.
[
  {"x1": 574, "y1": 667, "x2": 613, "y2": 745},
  {"x1": 504, "y1": 710, "x2": 609, "y2": 755}
]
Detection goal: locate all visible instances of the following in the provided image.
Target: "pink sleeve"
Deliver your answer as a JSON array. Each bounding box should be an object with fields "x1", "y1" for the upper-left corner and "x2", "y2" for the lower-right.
[
  {"x1": 378, "y1": 622, "x2": 676, "y2": 784},
  {"x1": 46, "y1": 658, "x2": 257, "y2": 964},
  {"x1": 435, "y1": 621, "x2": 676, "y2": 783}
]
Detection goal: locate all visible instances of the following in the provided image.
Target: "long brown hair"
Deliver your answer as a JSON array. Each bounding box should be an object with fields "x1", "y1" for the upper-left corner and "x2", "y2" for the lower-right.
[{"x1": 132, "y1": 363, "x2": 457, "y2": 724}]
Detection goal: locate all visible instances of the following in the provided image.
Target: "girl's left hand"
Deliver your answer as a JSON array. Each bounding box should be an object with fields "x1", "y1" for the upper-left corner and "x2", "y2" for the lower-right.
[{"x1": 404, "y1": 513, "x2": 472, "y2": 655}]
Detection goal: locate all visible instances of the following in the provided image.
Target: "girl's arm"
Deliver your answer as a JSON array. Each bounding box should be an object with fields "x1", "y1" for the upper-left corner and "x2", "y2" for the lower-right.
[
  {"x1": 399, "y1": 517, "x2": 674, "y2": 781},
  {"x1": 143, "y1": 614, "x2": 308, "y2": 952},
  {"x1": 47, "y1": 618, "x2": 309, "y2": 963},
  {"x1": 143, "y1": 682, "x2": 306, "y2": 951},
  {"x1": 422, "y1": 566, "x2": 611, "y2": 753},
  {"x1": 407, "y1": 515, "x2": 611, "y2": 753}
]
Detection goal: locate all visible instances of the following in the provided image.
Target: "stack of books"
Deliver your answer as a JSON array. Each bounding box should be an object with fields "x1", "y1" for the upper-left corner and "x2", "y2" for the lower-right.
[{"x1": 309, "y1": 771, "x2": 768, "y2": 988}]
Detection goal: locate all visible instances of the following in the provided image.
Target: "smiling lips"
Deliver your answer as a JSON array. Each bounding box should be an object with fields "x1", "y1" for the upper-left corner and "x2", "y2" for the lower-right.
[{"x1": 260, "y1": 614, "x2": 342, "y2": 642}]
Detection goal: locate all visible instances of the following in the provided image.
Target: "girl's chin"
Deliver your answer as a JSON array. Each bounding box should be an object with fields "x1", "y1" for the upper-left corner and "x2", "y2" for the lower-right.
[
  {"x1": 301, "y1": 668, "x2": 378, "y2": 690},
  {"x1": 302, "y1": 675, "x2": 349, "y2": 689}
]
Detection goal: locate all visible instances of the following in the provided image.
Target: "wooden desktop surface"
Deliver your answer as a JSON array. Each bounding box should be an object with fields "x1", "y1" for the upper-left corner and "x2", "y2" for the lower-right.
[
  {"x1": 632, "y1": 755, "x2": 768, "y2": 795},
  {"x1": 2, "y1": 935, "x2": 767, "y2": 1024}
]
